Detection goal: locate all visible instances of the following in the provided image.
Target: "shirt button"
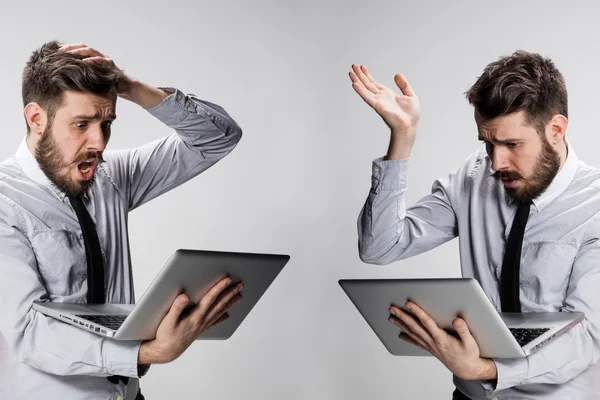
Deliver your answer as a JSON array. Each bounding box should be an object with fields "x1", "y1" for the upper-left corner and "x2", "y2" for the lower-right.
[
  {"x1": 372, "y1": 178, "x2": 379, "y2": 186},
  {"x1": 185, "y1": 100, "x2": 191, "y2": 108},
  {"x1": 176, "y1": 93, "x2": 183, "y2": 101},
  {"x1": 491, "y1": 397, "x2": 498, "y2": 400},
  {"x1": 209, "y1": 115, "x2": 215, "y2": 121},
  {"x1": 373, "y1": 166, "x2": 380, "y2": 173},
  {"x1": 116, "y1": 396, "x2": 124, "y2": 400}
]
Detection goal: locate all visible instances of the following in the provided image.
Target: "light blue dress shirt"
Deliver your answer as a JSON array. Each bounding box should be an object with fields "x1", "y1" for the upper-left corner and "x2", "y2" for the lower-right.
[
  {"x1": 0, "y1": 88, "x2": 242, "y2": 399},
  {"x1": 358, "y1": 144, "x2": 600, "y2": 399}
]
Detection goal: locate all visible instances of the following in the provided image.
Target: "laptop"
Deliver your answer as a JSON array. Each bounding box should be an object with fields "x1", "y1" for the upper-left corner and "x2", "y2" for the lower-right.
[
  {"x1": 339, "y1": 278, "x2": 584, "y2": 358},
  {"x1": 33, "y1": 249, "x2": 290, "y2": 340}
]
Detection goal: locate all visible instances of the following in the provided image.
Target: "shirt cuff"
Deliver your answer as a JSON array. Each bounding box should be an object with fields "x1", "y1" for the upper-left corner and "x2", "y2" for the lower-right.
[
  {"x1": 485, "y1": 358, "x2": 528, "y2": 393},
  {"x1": 371, "y1": 157, "x2": 410, "y2": 191},
  {"x1": 101, "y1": 339, "x2": 142, "y2": 378},
  {"x1": 144, "y1": 87, "x2": 190, "y2": 126}
]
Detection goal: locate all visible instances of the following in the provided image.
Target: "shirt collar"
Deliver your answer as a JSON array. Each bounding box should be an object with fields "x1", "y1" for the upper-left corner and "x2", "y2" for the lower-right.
[
  {"x1": 14, "y1": 136, "x2": 68, "y2": 201},
  {"x1": 500, "y1": 140, "x2": 578, "y2": 212}
]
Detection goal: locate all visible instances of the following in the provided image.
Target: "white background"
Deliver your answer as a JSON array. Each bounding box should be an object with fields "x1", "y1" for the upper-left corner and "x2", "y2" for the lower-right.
[{"x1": 1, "y1": 1, "x2": 600, "y2": 398}]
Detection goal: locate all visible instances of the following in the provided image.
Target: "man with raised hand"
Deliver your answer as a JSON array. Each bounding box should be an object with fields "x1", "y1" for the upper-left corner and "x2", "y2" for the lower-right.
[{"x1": 350, "y1": 52, "x2": 600, "y2": 399}]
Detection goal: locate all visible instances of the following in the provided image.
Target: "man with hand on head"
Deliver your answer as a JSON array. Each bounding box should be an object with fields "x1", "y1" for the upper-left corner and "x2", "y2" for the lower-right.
[
  {"x1": 0, "y1": 41, "x2": 243, "y2": 400},
  {"x1": 350, "y1": 52, "x2": 600, "y2": 399}
]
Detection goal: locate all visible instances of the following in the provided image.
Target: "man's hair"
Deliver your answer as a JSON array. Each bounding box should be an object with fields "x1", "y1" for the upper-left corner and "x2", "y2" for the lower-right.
[
  {"x1": 465, "y1": 50, "x2": 568, "y2": 134},
  {"x1": 22, "y1": 40, "x2": 122, "y2": 132}
]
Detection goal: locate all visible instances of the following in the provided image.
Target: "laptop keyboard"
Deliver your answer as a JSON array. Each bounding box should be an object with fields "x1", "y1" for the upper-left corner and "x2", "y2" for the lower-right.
[
  {"x1": 509, "y1": 328, "x2": 550, "y2": 347},
  {"x1": 76, "y1": 315, "x2": 127, "y2": 331}
]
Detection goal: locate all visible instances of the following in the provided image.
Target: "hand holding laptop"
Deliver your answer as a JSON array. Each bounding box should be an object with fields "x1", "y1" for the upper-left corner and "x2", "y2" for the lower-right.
[
  {"x1": 138, "y1": 276, "x2": 243, "y2": 364},
  {"x1": 388, "y1": 301, "x2": 498, "y2": 381}
]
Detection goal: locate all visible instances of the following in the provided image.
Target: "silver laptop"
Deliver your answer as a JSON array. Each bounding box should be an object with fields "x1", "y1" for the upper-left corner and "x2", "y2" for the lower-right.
[
  {"x1": 33, "y1": 249, "x2": 290, "y2": 340},
  {"x1": 339, "y1": 278, "x2": 584, "y2": 358}
]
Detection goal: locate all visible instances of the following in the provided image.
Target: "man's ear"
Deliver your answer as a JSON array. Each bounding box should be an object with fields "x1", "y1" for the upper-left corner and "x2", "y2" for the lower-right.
[
  {"x1": 24, "y1": 102, "x2": 48, "y2": 135},
  {"x1": 546, "y1": 114, "x2": 568, "y2": 146}
]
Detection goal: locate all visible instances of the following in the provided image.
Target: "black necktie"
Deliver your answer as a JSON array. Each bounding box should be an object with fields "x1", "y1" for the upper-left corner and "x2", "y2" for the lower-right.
[
  {"x1": 69, "y1": 196, "x2": 105, "y2": 304},
  {"x1": 500, "y1": 201, "x2": 531, "y2": 312},
  {"x1": 69, "y1": 196, "x2": 129, "y2": 386}
]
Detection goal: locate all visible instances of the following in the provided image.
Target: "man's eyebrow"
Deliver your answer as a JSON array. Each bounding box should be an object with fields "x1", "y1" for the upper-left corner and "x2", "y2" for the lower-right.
[
  {"x1": 478, "y1": 136, "x2": 521, "y2": 144},
  {"x1": 71, "y1": 113, "x2": 117, "y2": 121}
]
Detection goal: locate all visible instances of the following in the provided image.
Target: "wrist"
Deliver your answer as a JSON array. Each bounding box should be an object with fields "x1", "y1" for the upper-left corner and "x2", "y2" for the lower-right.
[
  {"x1": 476, "y1": 359, "x2": 498, "y2": 381},
  {"x1": 138, "y1": 340, "x2": 162, "y2": 365},
  {"x1": 118, "y1": 79, "x2": 170, "y2": 109},
  {"x1": 385, "y1": 127, "x2": 417, "y2": 160}
]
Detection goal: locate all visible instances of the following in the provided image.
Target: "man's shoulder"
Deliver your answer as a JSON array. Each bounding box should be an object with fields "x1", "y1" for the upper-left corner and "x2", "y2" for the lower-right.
[
  {"x1": 572, "y1": 160, "x2": 600, "y2": 192},
  {"x1": 0, "y1": 156, "x2": 23, "y2": 185}
]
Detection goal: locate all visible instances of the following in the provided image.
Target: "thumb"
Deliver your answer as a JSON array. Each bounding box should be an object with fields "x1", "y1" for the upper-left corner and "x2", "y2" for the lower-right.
[{"x1": 453, "y1": 318, "x2": 476, "y2": 347}]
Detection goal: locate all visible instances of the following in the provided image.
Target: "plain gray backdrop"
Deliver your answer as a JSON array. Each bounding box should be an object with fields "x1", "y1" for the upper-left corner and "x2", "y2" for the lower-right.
[{"x1": 1, "y1": 0, "x2": 600, "y2": 398}]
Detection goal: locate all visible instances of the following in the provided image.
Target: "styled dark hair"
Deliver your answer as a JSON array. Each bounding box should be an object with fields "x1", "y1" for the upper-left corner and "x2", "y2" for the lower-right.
[
  {"x1": 22, "y1": 40, "x2": 123, "y2": 132},
  {"x1": 465, "y1": 50, "x2": 568, "y2": 134}
]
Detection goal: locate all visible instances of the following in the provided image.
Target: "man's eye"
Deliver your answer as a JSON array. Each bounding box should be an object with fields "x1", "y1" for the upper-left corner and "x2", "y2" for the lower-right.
[
  {"x1": 75, "y1": 122, "x2": 87, "y2": 129},
  {"x1": 507, "y1": 142, "x2": 518, "y2": 148},
  {"x1": 102, "y1": 121, "x2": 113, "y2": 128}
]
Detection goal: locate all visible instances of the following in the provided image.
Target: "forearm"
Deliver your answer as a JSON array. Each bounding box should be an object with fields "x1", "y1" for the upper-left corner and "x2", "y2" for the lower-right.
[
  {"x1": 119, "y1": 78, "x2": 171, "y2": 109},
  {"x1": 9, "y1": 310, "x2": 141, "y2": 377},
  {"x1": 482, "y1": 322, "x2": 599, "y2": 392},
  {"x1": 358, "y1": 157, "x2": 458, "y2": 264}
]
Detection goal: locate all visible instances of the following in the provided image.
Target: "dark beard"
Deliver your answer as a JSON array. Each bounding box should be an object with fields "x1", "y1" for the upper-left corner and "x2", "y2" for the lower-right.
[
  {"x1": 494, "y1": 136, "x2": 561, "y2": 203},
  {"x1": 35, "y1": 124, "x2": 102, "y2": 197}
]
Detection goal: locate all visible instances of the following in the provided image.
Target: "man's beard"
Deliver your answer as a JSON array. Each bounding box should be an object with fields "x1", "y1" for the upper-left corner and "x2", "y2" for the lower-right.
[
  {"x1": 35, "y1": 123, "x2": 104, "y2": 197},
  {"x1": 493, "y1": 136, "x2": 561, "y2": 203}
]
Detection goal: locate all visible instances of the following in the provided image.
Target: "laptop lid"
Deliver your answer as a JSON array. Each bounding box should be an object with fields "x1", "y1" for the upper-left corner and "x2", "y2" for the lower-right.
[
  {"x1": 34, "y1": 249, "x2": 290, "y2": 341},
  {"x1": 339, "y1": 278, "x2": 545, "y2": 358}
]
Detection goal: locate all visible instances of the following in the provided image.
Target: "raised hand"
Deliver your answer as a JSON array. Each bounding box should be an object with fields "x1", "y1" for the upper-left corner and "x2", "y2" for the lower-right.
[
  {"x1": 349, "y1": 64, "x2": 420, "y2": 134},
  {"x1": 58, "y1": 43, "x2": 133, "y2": 96}
]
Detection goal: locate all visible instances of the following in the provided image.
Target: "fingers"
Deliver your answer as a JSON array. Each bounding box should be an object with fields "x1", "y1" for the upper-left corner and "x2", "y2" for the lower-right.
[
  {"x1": 81, "y1": 56, "x2": 112, "y2": 64},
  {"x1": 349, "y1": 72, "x2": 377, "y2": 107},
  {"x1": 405, "y1": 302, "x2": 446, "y2": 344},
  {"x1": 453, "y1": 318, "x2": 477, "y2": 347},
  {"x1": 399, "y1": 332, "x2": 430, "y2": 352},
  {"x1": 163, "y1": 293, "x2": 191, "y2": 327},
  {"x1": 352, "y1": 64, "x2": 379, "y2": 94},
  {"x1": 58, "y1": 43, "x2": 87, "y2": 52},
  {"x1": 361, "y1": 65, "x2": 385, "y2": 90},
  {"x1": 207, "y1": 313, "x2": 230, "y2": 330},
  {"x1": 205, "y1": 292, "x2": 242, "y2": 328},
  {"x1": 394, "y1": 73, "x2": 415, "y2": 97},
  {"x1": 194, "y1": 277, "x2": 233, "y2": 317},
  {"x1": 390, "y1": 305, "x2": 437, "y2": 348},
  {"x1": 388, "y1": 313, "x2": 429, "y2": 349},
  {"x1": 64, "y1": 47, "x2": 106, "y2": 58},
  {"x1": 203, "y1": 284, "x2": 243, "y2": 324}
]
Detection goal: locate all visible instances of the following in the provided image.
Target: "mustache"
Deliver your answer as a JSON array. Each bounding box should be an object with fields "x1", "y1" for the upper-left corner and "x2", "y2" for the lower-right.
[
  {"x1": 492, "y1": 170, "x2": 523, "y2": 180},
  {"x1": 74, "y1": 151, "x2": 104, "y2": 164}
]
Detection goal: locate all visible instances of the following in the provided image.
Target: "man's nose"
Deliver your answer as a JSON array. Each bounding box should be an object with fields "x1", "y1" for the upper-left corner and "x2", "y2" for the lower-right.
[
  {"x1": 491, "y1": 147, "x2": 511, "y2": 171},
  {"x1": 86, "y1": 126, "x2": 107, "y2": 152}
]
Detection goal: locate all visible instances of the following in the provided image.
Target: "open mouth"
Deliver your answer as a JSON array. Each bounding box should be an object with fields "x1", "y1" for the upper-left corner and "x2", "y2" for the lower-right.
[{"x1": 77, "y1": 158, "x2": 97, "y2": 180}]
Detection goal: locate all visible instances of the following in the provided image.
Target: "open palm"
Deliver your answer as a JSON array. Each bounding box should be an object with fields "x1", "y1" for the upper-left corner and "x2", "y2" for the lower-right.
[{"x1": 349, "y1": 64, "x2": 420, "y2": 133}]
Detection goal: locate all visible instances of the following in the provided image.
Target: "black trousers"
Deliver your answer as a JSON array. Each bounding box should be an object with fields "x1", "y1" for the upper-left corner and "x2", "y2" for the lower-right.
[
  {"x1": 452, "y1": 388, "x2": 471, "y2": 400},
  {"x1": 134, "y1": 389, "x2": 145, "y2": 400}
]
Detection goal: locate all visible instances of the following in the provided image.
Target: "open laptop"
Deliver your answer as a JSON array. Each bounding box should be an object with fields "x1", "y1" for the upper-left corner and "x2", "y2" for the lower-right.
[
  {"x1": 339, "y1": 278, "x2": 584, "y2": 358},
  {"x1": 33, "y1": 249, "x2": 290, "y2": 340}
]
